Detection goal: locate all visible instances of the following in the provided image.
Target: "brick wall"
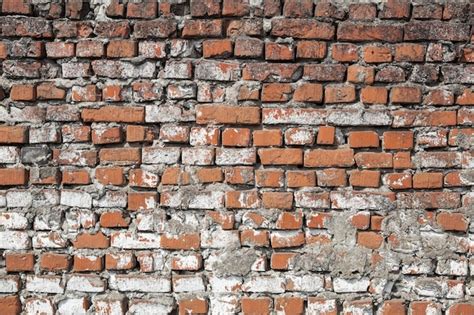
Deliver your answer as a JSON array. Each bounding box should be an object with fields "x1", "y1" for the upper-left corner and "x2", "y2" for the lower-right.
[{"x1": 0, "y1": 0, "x2": 473, "y2": 314}]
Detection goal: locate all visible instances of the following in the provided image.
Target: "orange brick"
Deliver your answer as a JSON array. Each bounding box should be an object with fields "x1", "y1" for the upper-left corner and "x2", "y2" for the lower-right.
[
  {"x1": 256, "y1": 169, "x2": 284, "y2": 187},
  {"x1": 203, "y1": 39, "x2": 233, "y2": 58},
  {"x1": 361, "y1": 86, "x2": 388, "y2": 104},
  {"x1": 413, "y1": 172, "x2": 443, "y2": 189},
  {"x1": 95, "y1": 167, "x2": 125, "y2": 186},
  {"x1": 350, "y1": 170, "x2": 381, "y2": 188},
  {"x1": 253, "y1": 129, "x2": 282, "y2": 147},
  {"x1": 10, "y1": 84, "x2": 35, "y2": 101},
  {"x1": 317, "y1": 126, "x2": 335, "y2": 145},
  {"x1": 363, "y1": 45, "x2": 392, "y2": 63},
  {"x1": 293, "y1": 83, "x2": 323, "y2": 102},
  {"x1": 383, "y1": 131, "x2": 414, "y2": 150},
  {"x1": 357, "y1": 231, "x2": 383, "y2": 249},
  {"x1": 62, "y1": 169, "x2": 91, "y2": 185},
  {"x1": 222, "y1": 128, "x2": 251, "y2": 147},
  {"x1": 286, "y1": 170, "x2": 316, "y2": 187},
  {"x1": 348, "y1": 131, "x2": 379, "y2": 148}
]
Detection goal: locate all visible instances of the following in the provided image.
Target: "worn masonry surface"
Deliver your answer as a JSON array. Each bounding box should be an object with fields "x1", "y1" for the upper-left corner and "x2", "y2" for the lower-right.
[{"x1": 0, "y1": 0, "x2": 473, "y2": 314}]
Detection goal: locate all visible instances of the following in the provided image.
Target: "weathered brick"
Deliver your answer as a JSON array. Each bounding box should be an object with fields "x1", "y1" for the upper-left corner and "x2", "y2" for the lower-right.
[
  {"x1": 234, "y1": 37, "x2": 264, "y2": 58},
  {"x1": 338, "y1": 23, "x2": 403, "y2": 42},
  {"x1": 182, "y1": 19, "x2": 222, "y2": 38},
  {"x1": 197, "y1": 105, "x2": 260, "y2": 125},
  {"x1": 82, "y1": 106, "x2": 144, "y2": 123},
  {"x1": 404, "y1": 22, "x2": 470, "y2": 41},
  {"x1": 271, "y1": 19, "x2": 334, "y2": 39}
]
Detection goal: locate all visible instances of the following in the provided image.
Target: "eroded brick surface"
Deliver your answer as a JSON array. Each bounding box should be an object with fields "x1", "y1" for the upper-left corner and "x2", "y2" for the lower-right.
[{"x1": 0, "y1": 0, "x2": 472, "y2": 314}]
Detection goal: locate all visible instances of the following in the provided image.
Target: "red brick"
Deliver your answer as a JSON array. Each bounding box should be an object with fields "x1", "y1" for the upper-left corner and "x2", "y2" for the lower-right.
[
  {"x1": 391, "y1": 86, "x2": 422, "y2": 104},
  {"x1": 361, "y1": 86, "x2": 388, "y2": 104},
  {"x1": 386, "y1": 173, "x2": 412, "y2": 190},
  {"x1": 275, "y1": 297, "x2": 304, "y2": 314},
  {"x1": 347, "y1": 65, "x2": 374, "y2": 84},
  {"x1": 0, "y1": 168, "x2": 28, "y2": 186},
  {"x1": 351, "y1": 212, "x2": 371, "y2": 230},
  {"x1": 0, "y1": 296, "x2": 21, "y2": 315},
  {"x1": 271, "y1": 19, "x2": 335, "y2": 40},
  {"x1": 126, "y1": 125, "x2": 154, "y2": 143},
  {"x1": 355, "y1": 152, "x2": 393, "y2": 168},
  {"x1": 383, "y1": 131, "x2": 414, "y2": 150},
  {"x1": 349, "y1": 3, "x2": 376, "y2": 20},
  {"x1": 107, "y1": 40, "x2": 137, "y2": 58},
  {"x1": 348, "y1": 131, "x2": 379, "y2": 148},
  {"x1": 234, "y1": 38, "x2": 264, "y2": 58},
  {"x1": 363, "y1": 45, "x2": 392, "y2": 63},
  {"x1": 266, "y1": 42, "x2": 294, "y2": 61},
  {"x1": 203, "y1": 39, "x2": 233, "y2": 58},
  {"x1": 196, "y1": 105, "x2": 260, "y2": 125},
  {"x1": 253, "y1": 129, "x2": 282, "y2": 147},
  {"x1": 95, "y1": 167, "x2": 125, "y2": 186},
  {"x1": 45, "y1": 42, "x2": 75, "y2": 58},
  {"x1": 72, "y1": 85, "x2": 99, "y2": 102},
  {"x1": 413, "y1": 172, "x2": 443, "y2": 189},
  {"x1": 128, "y1": 192, "x2": 157, "y2": 211},
  {"x1": 276, "y1": 211, "x2": 303, "y2": 229},
  {"x1": 446, "y1": 303, "x2": 474, "y2": 315},
  {"x1": 73, "y1": 232, "x2": 110, "y2": 249},
  {"x1": 317, "y1": 126, "x2": 335, "y2": 145},
  {"x1": 36, "y1": 83, "x2": 66, "y2": 100},
  {"x1": 262, "y1": 83, "x2": 292, "y2": 102},
  {"x1": 40, "y1": 253, "x2": 70, "y2": 271},
  {"x1": 271, "y1": 231, "x2": 305, "y2": 248},
  {"x1": 293, "y1": 83, "x2": 323, "y2": 103},
  {"x1": 262, "y1": 192, "x2": 293, "y2": 209},
  {"x1": 225, "y1": 190, "x2": 260, "y2": 209},
  {"x1": 2, "y1": 0, "x2": 32, "y2": 14},
  {"x1": 436, "y1": 212, "x2": 468, "y2": 232},
  {"x1": 73, "y1": 255, "x2": 103, "y2": 272},
  {"x1": 332, "y1": 43, "x2": 358, "y2": 62},
  {"x1": 105, "y1": 252, "x2": 135, "y2": 270},
  {"x1": 296, "y1": 41, "x2": 326, "y2": 59},
  {"x1": 6, "y1": 253, "x2": 34, "y2": 272},
  {"x1": 182, "y1": 19, "x2": 222, "y2": 38},
  {"x1": 179, "y1": 298, "x2": 208, "y2": 315},
  {"x1": 271, "y1": 252, "x2": 297, "y2": 270},
  {"x1": 161, "y1": 233, "x2": 200, "y2": 250},
  {"x1": 338, "y1": 23, "x2": 403, "y2": 42},
  {"x1": 259, "y1": 148, "x2": 303, "y2": 165},
  {"x1": 10, "y1": 84, "x2": 36, "y2": 101},
  {"x1": 76, "y1": 40, "x2": 104, "y2": 57},
  {"x1": 62, "y1": 169, "x2": 90, "y2": 185},
  {"x1": 379, "y1": 0, "x2": 410, "y2": 19},
  {"x1": 350, "y1": 170, "x2": 381, "y2": 188},
  {"x1": 317, "y1": 169, "x2": 347, "y2": 187},
  {"x1": 256, "y1": 169, "x2": 284, "y2": 188},
  {"x1": 325, "y1": 85, "x2": 356, "y2": 103},
  {"x1": 126, "y1": 0, "x2": 157, "y2": 19},
  {"x1": 82, "y1": 106, "x2": 144, "y2": 123},
  {"x1": 241, "y1": 297, "x2": 271, "y2": 315},
  {"x1": 241, "y1": 229, "x2": 269, "y2": 247},
  {"x1": 221, "y1": 128, "x2": 250, "y2": 147},
  {"x1": 100, "y1": 211, "x2": 129, "y2": 228},
  {"x1": 99, "y1": 148, "x2": 140, "y2": 165},
  {"x1": 394, "y1": 43, "x2": 426, "y2": 62},
  {"x1": 379, "y1": 300, "x2": 406, "y2": 315},
  {"x1": 190, "y1": 0, "x2": 221, "y2": 17},
  {"x1": 304, "y1": 149, "x2": 354, "y2": 167},
  {"x1": 357, "y1": 231, "x2": 383, "y2": 249}
]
